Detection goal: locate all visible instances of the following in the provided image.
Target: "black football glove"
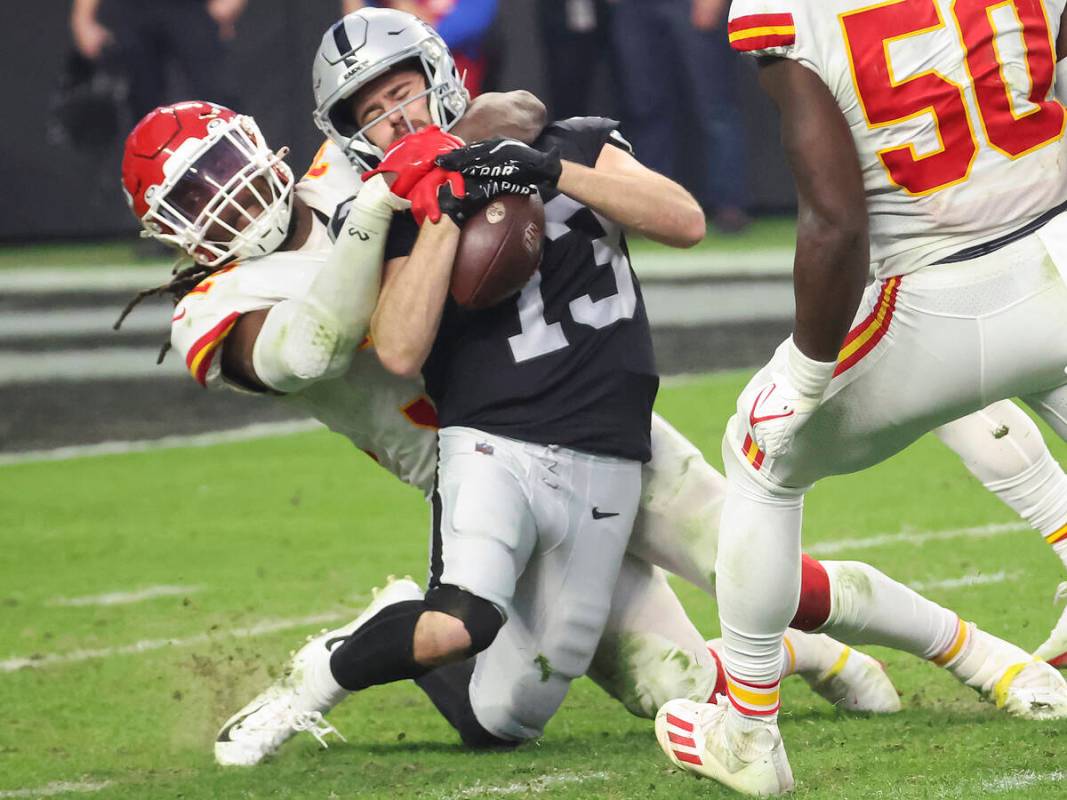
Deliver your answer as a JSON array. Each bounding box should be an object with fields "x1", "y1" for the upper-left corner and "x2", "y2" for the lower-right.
[
  {"x1": 409, "y1": 167, "x2": 516, "y2": 226},
  {"x1": 436, "y1": 173, "x2": 527, "y2": 227},
  {"x1": 436, "y1": 138, "x2": 562, "y2": 190}
]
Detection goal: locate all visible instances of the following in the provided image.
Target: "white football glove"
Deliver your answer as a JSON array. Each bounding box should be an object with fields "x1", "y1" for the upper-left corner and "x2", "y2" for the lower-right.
[{"x1": 744, "y1": 338, "x2": 837, "y2": 459}]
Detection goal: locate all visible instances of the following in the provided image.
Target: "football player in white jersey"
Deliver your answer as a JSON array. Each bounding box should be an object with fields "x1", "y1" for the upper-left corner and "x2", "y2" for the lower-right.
[
  {"x1": 120, "y1": 98, "x2": 900, "y2": 765},
  {"x1": 653, "y1": 0, "x2": 1067, "y2": 794},
  {"x1": 118, "y1": 9, "x2": 1066, "y2": 771}
]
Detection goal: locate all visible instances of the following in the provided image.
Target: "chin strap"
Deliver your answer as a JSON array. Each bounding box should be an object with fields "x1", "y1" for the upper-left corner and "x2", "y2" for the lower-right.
[{"x1": 252, "y1": 175, "x2": 408, "y2": 393}]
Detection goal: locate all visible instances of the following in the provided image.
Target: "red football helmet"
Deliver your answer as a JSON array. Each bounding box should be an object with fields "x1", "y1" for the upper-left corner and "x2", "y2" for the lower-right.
[{"x1": 121, "y1": 101, "x2": 294, "y2": 266}]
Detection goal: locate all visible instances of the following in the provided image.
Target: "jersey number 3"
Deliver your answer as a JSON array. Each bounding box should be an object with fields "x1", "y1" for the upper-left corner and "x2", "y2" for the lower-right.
[
  {"x1": 508, "y1": 197, "x2": 637, "y2": 363},
  {"x1": 842, "y1": 0, "x2": 1064, "y2": 195}
]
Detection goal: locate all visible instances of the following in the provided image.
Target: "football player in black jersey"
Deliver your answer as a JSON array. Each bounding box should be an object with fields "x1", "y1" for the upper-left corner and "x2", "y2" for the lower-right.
[{"x1": 353, "y1": 43, "x2": 706, "y2": 746}]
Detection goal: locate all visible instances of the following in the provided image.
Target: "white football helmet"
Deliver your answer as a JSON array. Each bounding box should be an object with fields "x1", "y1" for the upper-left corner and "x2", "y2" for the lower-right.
[
  {"x1": 311, "y1": 8, "x2": 469, "y2": 172},
  {"x1": 121, "y1": 101, "x2": 294, "y2": 267}
]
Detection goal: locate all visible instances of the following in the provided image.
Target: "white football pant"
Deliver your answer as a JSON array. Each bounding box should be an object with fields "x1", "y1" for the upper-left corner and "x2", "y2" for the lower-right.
[
  {"x1": 719, "y1": 222, "x2": 1067, "y2": 689},
  {"x1": 432, "y1": 426, "x2": 641, "y2": 741}
]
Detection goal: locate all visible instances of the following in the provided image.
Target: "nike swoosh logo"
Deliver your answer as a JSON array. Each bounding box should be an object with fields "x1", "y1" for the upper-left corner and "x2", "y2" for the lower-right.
[
  {"x1": 171, "y1": 308, "x2": 187, "y2": 322},
  {"x1": 216, "y1": 701, "x2": 268, "y2": 742},
  {"x1": 592, "y1": 507, "x2": 619, "y2": 520},
  {"x1": 325, "y1": 636, "x2": 348, "y2": 652},
  {"x1": 749, "y1": 383, "x2": 795, "y2": 427}
]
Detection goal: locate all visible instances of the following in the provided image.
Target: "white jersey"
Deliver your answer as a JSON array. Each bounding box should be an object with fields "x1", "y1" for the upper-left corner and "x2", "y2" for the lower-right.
[
  {"x1": 728, "y1": 0, "x2": 1067, "y2": 277},
  {"x1": 295, "y1": 139, "x2": 362, "y2": 218},
  {"x1": 169, "y1": 156, "x2": 440, "y2": 493}
]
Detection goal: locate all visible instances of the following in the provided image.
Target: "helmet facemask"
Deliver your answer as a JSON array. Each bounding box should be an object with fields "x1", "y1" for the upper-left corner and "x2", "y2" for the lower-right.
[{"x1": 140, "y1": 116, "x2": 294, "y2": 266}]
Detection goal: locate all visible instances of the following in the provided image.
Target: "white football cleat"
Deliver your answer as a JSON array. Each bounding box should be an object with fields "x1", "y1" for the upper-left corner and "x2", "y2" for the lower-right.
[
  {"x1": 1032, "y1": 582, "x2": 1067, "y2": 669},
  {"x1": 215, "y1": 576, "x2": 423, "y2": 766},
  {"x1": 950, "y1": 624, "x2": 1067, "y2": 720},
  {"x1": 801, "y1": 645, "x2": 901, "y2": 714},
  {"x1": 655, "y1": 699, "x2": 794, "y2": 797},
  {"x1": 990, "y1": 659, "x2": 1067, "y2": 720}
]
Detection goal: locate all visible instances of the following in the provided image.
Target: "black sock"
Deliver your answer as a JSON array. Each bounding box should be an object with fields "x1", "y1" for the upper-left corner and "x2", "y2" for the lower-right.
[
  {"x1": 329, "y1": 600, "x2": 431, "y2": 691},
  {"x1": 414, "y1": 659, "x2": 520, "y2": 749}
]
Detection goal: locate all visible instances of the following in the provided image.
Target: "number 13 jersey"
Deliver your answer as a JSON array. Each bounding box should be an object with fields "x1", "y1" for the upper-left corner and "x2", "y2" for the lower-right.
[
  {"x1": 729, "y1": 0, "x2": 1067, "y2": 277},
  {"x1": 385, "y1": 117, "x2": 659, "y2": 463}
]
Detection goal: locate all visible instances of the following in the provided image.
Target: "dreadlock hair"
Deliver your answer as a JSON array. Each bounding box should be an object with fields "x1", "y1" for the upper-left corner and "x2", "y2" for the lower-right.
[{"x1": 113, "y1": 253, "x2": 228, "y2": 364}]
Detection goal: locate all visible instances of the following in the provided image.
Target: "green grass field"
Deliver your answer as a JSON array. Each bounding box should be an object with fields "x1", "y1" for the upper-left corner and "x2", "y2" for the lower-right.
[{"x1": 2, "y1": 371, "x2": 1065, "y2": 799}]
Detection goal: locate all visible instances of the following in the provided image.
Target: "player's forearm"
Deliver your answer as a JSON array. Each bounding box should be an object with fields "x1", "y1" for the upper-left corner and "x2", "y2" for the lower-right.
[
  {"x1": 250, "y1": 184, "x2": 397, "y2": 393},
  {"x1": 71, "y1": 0, "x2": 101, "y2": 23},
  {"x1": 791, "y1": 208, "x2": 868, "y2": 361},
  {"x1": 556, "y1": 160, "x2": 706, "y2": 248},
  {"x1": 372, "y1": 219, "x2": 460, "y2": 378},
  {"x1": 453, "y1": 91, "x2": 547, "y2": 145},
  {"x1": 758, "y1": 57, "x2": 869, "y2": 362}
]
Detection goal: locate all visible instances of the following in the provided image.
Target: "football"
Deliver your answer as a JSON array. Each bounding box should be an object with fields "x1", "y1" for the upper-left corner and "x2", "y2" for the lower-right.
[{"x1": 452, "y1": 193, "x2": 544, "y2": 310}]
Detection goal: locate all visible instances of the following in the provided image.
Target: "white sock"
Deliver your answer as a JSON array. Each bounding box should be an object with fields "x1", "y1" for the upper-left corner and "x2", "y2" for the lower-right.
[
  {"x1": 304, "y1": 640, "x2": 348, "y2": 710},
  {"x1": 934, "y1": 402, "x2": 1067, "y2": 570},
  {"x1": 716, "y1": 442, "x2": 803, "y2": 724},
  {"x1": 818, "y1": 560, "x2": 960, "y2": 659},
  {"x1": 939, "y1": 622, "x2": 1031, "y2": 694}
]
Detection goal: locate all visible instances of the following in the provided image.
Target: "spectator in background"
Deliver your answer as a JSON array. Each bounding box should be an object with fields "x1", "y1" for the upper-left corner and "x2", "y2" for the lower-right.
[
  {"x1": 70, "y1": 0, "x2": 246, "y2": 121},
  {"x1": 611, "y1": 0, "x2": 752, "y2": 232},
  {"x1": 342, "y1": 1, "x2": 498, "y2": 96},
  {"x1": 535, "y1": 0, "x2": 619, "y2": 121}
]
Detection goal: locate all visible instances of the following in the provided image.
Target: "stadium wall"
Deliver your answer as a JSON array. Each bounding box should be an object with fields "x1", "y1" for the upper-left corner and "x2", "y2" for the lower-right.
[{"x1": 0, "y1": 0, "x2": 795, "y2": 242}]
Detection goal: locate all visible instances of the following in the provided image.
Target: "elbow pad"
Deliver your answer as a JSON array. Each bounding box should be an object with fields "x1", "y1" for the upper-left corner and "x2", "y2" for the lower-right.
[
  {"x1": 251, "y1": 175, "x2": 406, "y2": 393},
  {"x1": 251, "y1": 299, "x2": 355, "y2": 393}
]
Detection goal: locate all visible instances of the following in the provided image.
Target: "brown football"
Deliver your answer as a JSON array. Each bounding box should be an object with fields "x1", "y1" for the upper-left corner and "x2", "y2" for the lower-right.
[{"x1": 452, "y1": 193, "x2": 544, "y2": 310}]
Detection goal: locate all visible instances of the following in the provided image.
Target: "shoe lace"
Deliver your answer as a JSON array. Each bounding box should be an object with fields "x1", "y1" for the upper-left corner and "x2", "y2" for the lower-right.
[
  {"x1": 1053, "y1": 582, "x2": 1067, "y2": 605},
  {"x1": 290, "y1": 710, "x2": 346, "y2": 749}
]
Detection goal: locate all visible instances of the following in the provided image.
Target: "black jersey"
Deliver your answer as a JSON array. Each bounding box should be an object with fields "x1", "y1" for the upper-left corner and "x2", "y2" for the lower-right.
[{"x1": 385, "y1": 117, "x2": 658, "y2": 463}]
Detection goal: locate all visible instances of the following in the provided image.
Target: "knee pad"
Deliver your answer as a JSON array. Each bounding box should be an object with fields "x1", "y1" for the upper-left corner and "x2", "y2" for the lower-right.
[{"x1": 424, "y1": 584, "x2": 505, "y2": 654}]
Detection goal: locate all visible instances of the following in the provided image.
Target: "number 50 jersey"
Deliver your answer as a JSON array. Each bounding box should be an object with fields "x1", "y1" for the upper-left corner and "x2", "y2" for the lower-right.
[{"x1": 729, "y1": 0, "x2": 1067, "y2": 277}]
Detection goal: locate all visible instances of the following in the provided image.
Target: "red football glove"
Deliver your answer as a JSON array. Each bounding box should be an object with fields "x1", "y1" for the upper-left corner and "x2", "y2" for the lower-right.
[
  {"x1": 362, "y1": 125, "x2": 464, "y2": 199},
  {"x1": 408, "y1": 167, "x2": 465, "y2": 225}
]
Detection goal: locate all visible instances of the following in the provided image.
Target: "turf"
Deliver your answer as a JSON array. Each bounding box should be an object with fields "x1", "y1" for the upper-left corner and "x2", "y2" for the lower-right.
[{"x1": 2, "y1": 371, "x2": 1065, "y2": 799}]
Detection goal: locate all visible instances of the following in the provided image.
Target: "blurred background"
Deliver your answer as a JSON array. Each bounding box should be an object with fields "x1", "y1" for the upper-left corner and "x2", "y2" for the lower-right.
[{"x1": 1, "y1": 0, "x2": 800, "y2": 456}]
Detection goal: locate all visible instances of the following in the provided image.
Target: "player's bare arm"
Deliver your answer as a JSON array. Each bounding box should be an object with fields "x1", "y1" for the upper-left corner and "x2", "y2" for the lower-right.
[
  {"x1": 440, "y1": 137, "x2": 706, "y2": 248},
  {"x1": 372, "y1": 218, "x2": 460, "y2": 378},
  {"x1": 758, "y1": 57, "x2": 868, "y2": 363},
  {"x1": 453, "y1": 91, "x2": 546, "y2": 145},
  {"x1": 555, "y1": 144, "x2": 706, "y2": 248}
]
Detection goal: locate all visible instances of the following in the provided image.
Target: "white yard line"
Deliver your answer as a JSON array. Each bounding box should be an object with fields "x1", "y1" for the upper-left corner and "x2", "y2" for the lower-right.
[
  {"x1": 48, "y1": 585, "x2": 202, "y2": 608},
  {"x1": 0, "y1": 419, "x2": 324, "y2": 467},
  {"x1": 907, "y1": 570, "x2": 1020, "y2": 592},
  {"x1": 980, "y1": 770, "x2": 1066, "y2": 794},
  {"x1": 806, "y1": 522, "x2": 1029, "y2": 556},
  {"x1": 0, "y1": 610, "x2": 350, "y2": 674},
  {"x1": 443, "y1": 771, "x2": 610, "y2": 800},
  {"x1": 0, "y1": 780, "x2": 113, "y2": 799}
]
